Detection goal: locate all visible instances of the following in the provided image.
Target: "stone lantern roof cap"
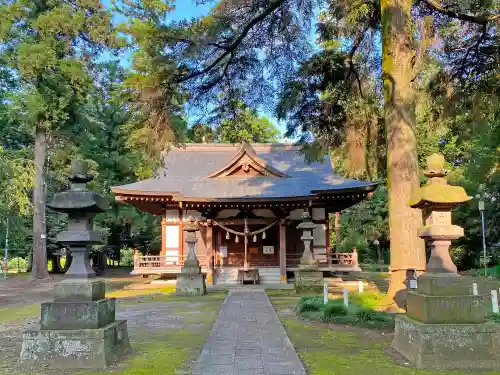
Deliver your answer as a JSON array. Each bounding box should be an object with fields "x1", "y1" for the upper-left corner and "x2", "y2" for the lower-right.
[
  {"x1": 48, "y1": 159, "x2": 108, "y2": 213},
  {"x1": 409, "y1": 153, "x2": 472, "y2": 209},
  {"x1": 183, "y1": 216, "x2": 200, "y2": 232},
  {"x1": 48, "y1": 191, "x2": 108, "y2": 213},
  {"x1": 297, "y1": 212, "x2": 316, "y2": 230}
]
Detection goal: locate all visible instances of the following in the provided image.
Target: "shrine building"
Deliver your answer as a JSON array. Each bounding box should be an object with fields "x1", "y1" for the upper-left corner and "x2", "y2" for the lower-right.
[{"x1": 112, "y1": 143, "x2": 377, "y2": 284}]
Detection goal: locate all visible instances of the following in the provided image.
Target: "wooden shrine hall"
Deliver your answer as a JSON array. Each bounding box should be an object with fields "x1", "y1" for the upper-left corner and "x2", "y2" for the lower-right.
[{"x1": 112, "y1": 143, "x2": 377, "y2": 284}]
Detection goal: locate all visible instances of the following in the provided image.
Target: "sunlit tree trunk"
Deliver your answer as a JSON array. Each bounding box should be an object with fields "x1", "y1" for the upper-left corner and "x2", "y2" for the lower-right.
[
  {"x1": 380, "y1": 0, "x2": 426, "y2": 311},
  {"x1": 32, "y1": 124, "x2": 49, "y2": 279}
]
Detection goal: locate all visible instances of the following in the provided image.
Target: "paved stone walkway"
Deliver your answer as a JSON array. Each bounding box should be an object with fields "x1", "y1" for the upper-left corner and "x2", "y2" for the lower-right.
[{"x1": 192, "y1": 290, "x2": 307, "y2": 375}]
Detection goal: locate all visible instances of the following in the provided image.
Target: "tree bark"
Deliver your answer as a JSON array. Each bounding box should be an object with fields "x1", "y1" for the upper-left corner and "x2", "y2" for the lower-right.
[
  {"x1": 380, "y1": 0, "x2": 426, "y2": 311},
  {"x1": 32, "y1": 125, "x2": 49, "y2": 279}
]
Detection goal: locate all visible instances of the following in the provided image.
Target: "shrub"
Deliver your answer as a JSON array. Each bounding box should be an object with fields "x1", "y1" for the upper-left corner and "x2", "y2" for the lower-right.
[
  {"x1": 7, "y1": 257, "x2": 28, "y2": 272},
  {"x1": 323, "y1": 302, "x2": 348, "y2": 319},
  {"x1": 299, "y1": 296, "x2": 322, "y2": 305},
  {"x1": 120, "y1": 247, "x2": 135, "y2": 266},
  {"x1": 296, "y1": 298, "x2": 322, "y2": 313}
]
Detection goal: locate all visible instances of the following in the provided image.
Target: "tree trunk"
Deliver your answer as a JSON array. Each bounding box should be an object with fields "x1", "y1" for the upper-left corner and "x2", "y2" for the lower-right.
[
  {"x1": 380, "y1": 0, "x2": 426, "y2": 311},
  {"x1": 32, "y1": 125, "x2": 49, "y2": 279}
]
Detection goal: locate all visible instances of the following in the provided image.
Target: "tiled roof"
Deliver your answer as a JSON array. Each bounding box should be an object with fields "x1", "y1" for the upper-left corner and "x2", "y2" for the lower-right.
[{"x1": 112, "y1": 143, "x2": 378, "y2": 200}]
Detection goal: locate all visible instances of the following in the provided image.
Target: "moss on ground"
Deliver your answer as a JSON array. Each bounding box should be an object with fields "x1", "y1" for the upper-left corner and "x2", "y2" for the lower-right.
[
  {"x1": 271, "y1": 296, "x2": 500, "y2": 375},
  {"x1": 106, "y1": 286, "x2": 177, "y2": 299},
  {"x1": 82, "y1": 292, "x2": 227, "y2": 375},
  {"x1": 0, "y1": 304, "x2": 40, "y2": 323}
]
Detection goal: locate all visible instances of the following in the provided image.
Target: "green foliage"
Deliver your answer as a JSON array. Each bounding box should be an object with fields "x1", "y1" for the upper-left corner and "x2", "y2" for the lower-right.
[
  {"x1": 217, "y1": 101, "x2": 280, "y2": 143},
  {"x1": 350, "y1": 292, "x2": 386, "y2": 309},
  {"x1": 120, "y1": 247, "x2": 135, "y2": 267},
  {"x1": 334, "y1": 187, "x2": 388, "y2": 263},
  {"x1": 323, "y1": 301, "x2": 348, "y2": 318},
  {"x1": 297, "y1": 296, "x2": 323, "y2": 313},
  {"x1": 297, "y1": 291, "x2": 394, "y2": 330},
  {"x1": 7, "y1": 256, "x2": 27, "y2": 272}
]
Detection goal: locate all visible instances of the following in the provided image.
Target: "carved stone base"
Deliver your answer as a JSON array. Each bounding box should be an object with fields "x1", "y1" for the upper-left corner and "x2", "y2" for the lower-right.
[
  {"x1": 20, "y1": 320, "x2": 130, "y2": 369},
  {"x1": 392, "y1": 315, "x2": 500, "y2": 371},
  {"x1": 176, "y1": 272, "x2": 207, "y2": 296}
]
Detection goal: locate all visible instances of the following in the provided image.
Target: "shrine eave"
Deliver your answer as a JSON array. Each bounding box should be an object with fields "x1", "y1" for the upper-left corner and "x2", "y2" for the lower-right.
[{"x1": 113, "y1": 183, "x2": 378, "y2": 214}]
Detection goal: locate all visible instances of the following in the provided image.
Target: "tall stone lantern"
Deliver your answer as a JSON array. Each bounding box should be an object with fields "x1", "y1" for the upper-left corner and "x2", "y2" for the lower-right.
[
  {"x1": 294, "y1": 212, "x2": 323, "y2": 292},
  {"x1": 176, "y1": 217, "x2": 207, "y2": 296},
  {"x1": 20, "y1": 160, "x2": 130, "y2": 369},
  {"x1": 392, "y1": 153, "x2": 500, "y2": 371}
]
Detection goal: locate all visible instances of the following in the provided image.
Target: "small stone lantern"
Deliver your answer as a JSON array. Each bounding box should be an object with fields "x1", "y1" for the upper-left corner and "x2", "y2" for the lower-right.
[
  {"x1": 297, "y1": 212, "x2": 318, "y2": 270},
  {"x1": 294, "y1": 211, "x2": 323, "y2": 292},
  {"x1": 20, "y1": 160, "x2": 130, "y2": 369},
  {"x1": 392, "y1": 153, "x2": 500, "y2": 371},
  {"x1": 176, "y1": 217, "x2": 207, "y2": 296}
]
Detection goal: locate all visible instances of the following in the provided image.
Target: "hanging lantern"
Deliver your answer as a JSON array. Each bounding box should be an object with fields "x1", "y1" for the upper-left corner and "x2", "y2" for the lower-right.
[
  {"x1": 262, "y1": 231, "x2": 266, "y2": 240},
  {"x1": 253, "y1": 234, "x2": 257, "y2": 242},
  {"x1": 235, "y1": 235, "x2": 239, "y2": 243},
  {"x1": 226, "y1": 231, "x2": 230, "y2": 240}
]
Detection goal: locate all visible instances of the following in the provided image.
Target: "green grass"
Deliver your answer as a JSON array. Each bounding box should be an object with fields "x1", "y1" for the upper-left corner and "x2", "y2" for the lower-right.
[
  {"x1": 271, "y1": 297, "x2": 500, "y2": 375},
  {"x1": 0, "y1": 304, "x2": 40, "y2": 323}
]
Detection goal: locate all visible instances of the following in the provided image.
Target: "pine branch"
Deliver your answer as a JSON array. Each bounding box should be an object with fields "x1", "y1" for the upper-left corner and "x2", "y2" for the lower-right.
[
  {"x1": 179, "y1": 0, "x2": 286, "y2": 83},
  {"x1": 422, "y1": 0, "x2": 500, "y2": 25}
]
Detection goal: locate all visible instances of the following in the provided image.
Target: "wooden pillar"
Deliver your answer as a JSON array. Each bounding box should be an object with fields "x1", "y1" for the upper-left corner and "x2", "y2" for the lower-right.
[
  {"x1": 161, "y1": 217, "x2": 167, "y2": 256},
  {"x1": 206, "y1": 224, "x2": 213, "y2": 284},
  {"x1": 178, "y1": 209, "x2": 183, "y2": 263},
  {"x1": 279, "y1": 220, "x2": 287, "y2": 283},
  {"x1": 334, "y1": 212, "x2": 341, "y2": 253},
  {"x1": 326, "y1": 212, "x2": 332, "y2": 267}
]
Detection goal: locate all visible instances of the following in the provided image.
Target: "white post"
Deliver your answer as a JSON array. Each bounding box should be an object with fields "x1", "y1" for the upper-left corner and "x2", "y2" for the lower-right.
[
  {"x1": 323, "y1": 281, "x2": 328, "y2": 305},
  {"x1": 491, "y1": 290, "x2": 499, "y2": 314},
  {"x1": 358, "y1": 280, "x2": 364, "y2": 293},
  {"x1": 472, "y1": 282, "x2": 478, "y2": 296},
  {"x1": 343, "y1": 288, "x2": 349, "y2": 307}
]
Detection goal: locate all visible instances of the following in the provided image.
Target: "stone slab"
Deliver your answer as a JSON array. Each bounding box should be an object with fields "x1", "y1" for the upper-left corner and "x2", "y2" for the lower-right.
[
  {"x1": 392, "y1": 315, "x2": 500, "y2": 371},
  {"x1": 41, "y1": 298, "x2": 115, "y2": 330},
  {"x1": 406, "y1": 291, "x2": 486, "y2": 324},
  {"x1": 192, "y1": 290, "x2": 306, "y2": 375},
  {"x1": 54, "y1": 279, "x2": 106, "y2": 302},
  {"x1": 20, "y1": 320, "x2": 130, "y2": 369},
  {"x1": 416, "y1": 273, "x2": 474, "y2": 296},
  {"x1": 176, "y1": 272, "x2": 207, "y2": 296}
]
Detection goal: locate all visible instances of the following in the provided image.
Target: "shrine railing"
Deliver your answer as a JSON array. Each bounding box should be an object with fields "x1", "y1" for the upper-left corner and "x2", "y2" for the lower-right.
[
  {"x1": 132, "y1": 254, "x2": 208, "y2": 274},
  {"x1": 133, "y1": 251, "x2": 359, "y2": 274},
  {"x1": 286, "y1": 251, "x2": 360, "y2": 270}
]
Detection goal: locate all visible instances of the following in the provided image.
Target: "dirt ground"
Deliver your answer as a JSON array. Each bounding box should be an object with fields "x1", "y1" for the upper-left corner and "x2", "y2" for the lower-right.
[
  {"x1": 0, "y1": 270, "x2": 226, "y2": 375},
  {"x1": 0, "y1": 268, "x2": 141, "y2": 307}
]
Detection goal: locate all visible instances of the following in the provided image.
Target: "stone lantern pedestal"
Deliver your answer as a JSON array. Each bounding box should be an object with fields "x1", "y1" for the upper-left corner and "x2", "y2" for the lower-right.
[
  {"x1": 176, "y1": 217, "x2": 207, "y2": 296},
  {"x1": 392, "y1": 154, "x2": 500, "y2": 371},
  {"x1": 20, "y1": 160, "x2": 130, "y2": 369},
  {"x1": 294, "y1": 212, "x2": 323, "y2": 293}
]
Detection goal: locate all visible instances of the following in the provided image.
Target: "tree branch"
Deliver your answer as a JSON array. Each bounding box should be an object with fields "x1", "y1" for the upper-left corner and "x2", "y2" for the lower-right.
[
  {"x1": 179, "y1": 0, "x2": 286, "y2": 83},
  {"x1": 422, "y1": 0, "x2": 499, "y2": 25}
]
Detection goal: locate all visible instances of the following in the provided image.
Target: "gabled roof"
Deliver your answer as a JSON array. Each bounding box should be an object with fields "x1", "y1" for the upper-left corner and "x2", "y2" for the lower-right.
[{"x1": 112, "y1": 143, "x2": 378, "y2": 201}]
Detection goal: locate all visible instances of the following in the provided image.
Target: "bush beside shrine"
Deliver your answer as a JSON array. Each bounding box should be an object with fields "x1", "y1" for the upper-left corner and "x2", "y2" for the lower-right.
[{"x1": 295, "y1": 292, "x2": 395, "y2": 330}]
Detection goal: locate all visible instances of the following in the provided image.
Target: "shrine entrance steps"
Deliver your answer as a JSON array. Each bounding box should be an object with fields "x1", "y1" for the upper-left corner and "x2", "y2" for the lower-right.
[{"x1": 192, "y1": 290, "x2": 306, "y2": 375}]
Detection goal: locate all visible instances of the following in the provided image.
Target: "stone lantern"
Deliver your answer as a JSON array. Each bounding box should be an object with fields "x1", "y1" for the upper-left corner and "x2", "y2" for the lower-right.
[
  {"x1": 20, "y1": 160, "x2": 130, "y2": 369},
  {"x1": 176, "y1": 217, "x2": 207, "y2": 296},
  {"x1": 392, "y1": 153, "x2": 500, "y2": 371},
  {"x1": 294, "y1": 212, "x2": 323, "y2": 292}
]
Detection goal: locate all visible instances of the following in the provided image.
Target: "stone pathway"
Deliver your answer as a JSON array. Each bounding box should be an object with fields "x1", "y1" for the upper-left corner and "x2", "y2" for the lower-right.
[{"x1": 192, "y1": 290, "x2": 307, "y2": 375}]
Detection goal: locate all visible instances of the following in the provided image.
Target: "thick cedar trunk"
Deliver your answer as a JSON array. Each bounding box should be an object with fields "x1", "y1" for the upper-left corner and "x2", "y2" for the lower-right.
[
  {"x1": 32, "y1": 125, "x2": 49, "y2": 279},
  {"x1": 381, "y1": 0, "x2": 426, "y2": 311}
]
